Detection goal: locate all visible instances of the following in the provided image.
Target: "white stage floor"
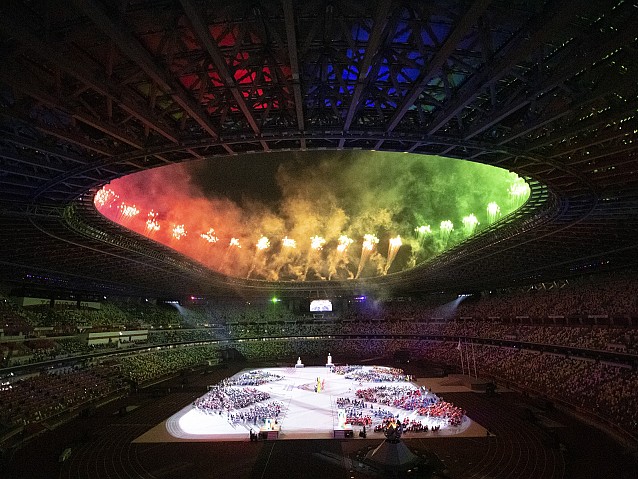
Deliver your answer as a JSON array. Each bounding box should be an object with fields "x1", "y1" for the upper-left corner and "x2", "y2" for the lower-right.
[{"x1": 134, "y1": 366, "x2": 487, "y2": 443}]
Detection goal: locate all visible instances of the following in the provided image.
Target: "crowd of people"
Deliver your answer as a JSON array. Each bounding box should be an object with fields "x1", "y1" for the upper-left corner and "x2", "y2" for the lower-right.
[
  {"x1": 3, "y1": 273, "x2": 638, "y2": 368},
  {"x1": 226, "y1": 403, "x2": 284, "y2": 426},
  {"x1": 0, "y1": 297, "x2": 35, "y2": 336},
  {"x1": 221, "y1": 370, "x2": 283, "y2": 387},
  {"x1": 194, "y1": 386, "x2": 272, "y2": 412},
  {"x1": 345, "y1": 366, "x2": 410, "y2": 382},
  {"x1": 4, "y1": 318, "x2": 637, "y2": 370},
  {"x1": 417, "y1": 400, "x2": 466, "y2": 427},
  {"x1": 334, "y1": 380, "x2": 466, "y2": 431},
  {"x1": 2, "y1": 272, "x2": 638, "y2": 444},
  {"x1": 0, "y1": 294, "x2": 187, "y2": 331},
  {"x1": 411, "y1": 340, "x2": 638, "y2": 436},
  {"x1": 333, "y1": 365, "x2": 362, "y2": 375},
  {"x1": 0, "y1": 365, "x2": 127, "y2": 432},
  {"x1": 221, "y1": 320, "x2": 638, "y2": 354},
  {"x1": 336, "y1": 397, "x2": 366, "y2": 408},
  {"x1": 149, "y1": 328, "x2": 224, "y2": 344},
  {"x1": 230, "y1": 337, "x2": 638, "y2": 437},
  {"x1": 345, "y1": 413, "x2": 373, "y2": 427},
  {"x1": 2, "y1": 334, "x2": 636, "y2": 444},
  {"x1": 192, "y1": 379, "x2": 285, "y2": 428},
  {"x1": 6, "y1": 333, "x2": 636, "y2": 439},
  {"x1": 116, "y1": 345, "x2": 219, "y2": 384},
  {"x1": 334, "y1": 374, "x2": 456, "y2": 430},
  {"x1": 355, "y1": 385, "x2": 438, "y2": 411}
]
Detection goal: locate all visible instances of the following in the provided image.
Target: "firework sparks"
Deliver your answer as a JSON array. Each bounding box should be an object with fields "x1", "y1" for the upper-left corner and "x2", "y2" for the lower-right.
[
  {"x1": 310, "y1": 235, "x2": 326, "y2": 251},
  {"x1": 356, "y1": 234, "x2": 379, "y2": 278},
  {"x1": 440, "y1": 220, "x2": 454, "y2": 244},
  {"x1": 509, "y1": 182, "x2": 530, "y2": 197},
  {"x1": 384, "y1": 235, "x2": 403, "y2": 274},
  {"x1": 94, "y1": 187, "x2": 118, "y2": 208},
  {"x1": 172, "y1": 224, "x2": 187, "y2": 240},
  {"x1": 362, "y1": 234, "x2": 379, "y2": 251},
  {"x1": 301, "y1": 235, "x2": 327, "y2": 281},
  {"x1": 256, "y1": 236, "x2": 270, "y2": 251},
  {"x1": 487, "y1": 202, "x2": 501, "y2": 224},
  {"x1": 462, "y1": 214, "x2": 479, "y2": 236},
  {"x1": 97, "y1": 154, "x2": 521, "y2": 281},
  {"x1": 218, "y1": 238, "x2": 241, "y2": 272},
  {"x1": 118, "y1": 203, "x2": 139, "y2": 219},
  {"x1": 200, "y1": 228, "x2": 219, "y2": 243},
  {"x1": 329, "y1": 235, "x2": 354, "y2": 280},
  {"x1": 414, "y1": 224, "x2": 431, "y2": 245},
  {"x1": 508, "y1": 178, "x2": 530, "y2": 207},
  {"x1": 145, "y1": 210, "x2": 160, "y2": 233},
  {"x1": 282, "y1": 236, "x2": 297, "y2": 249},
  {"x1": 247, "y1": 236, "x2": 270, "y2": 278},
  {"x1": 337, "y1": 235, "x2": 353, "y2": 253}
]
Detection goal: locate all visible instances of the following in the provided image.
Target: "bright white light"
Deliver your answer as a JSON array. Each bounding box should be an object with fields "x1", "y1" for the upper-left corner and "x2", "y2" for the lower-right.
[{"x1": 160, "y1": 366, "x2": 477, "y2": 441}]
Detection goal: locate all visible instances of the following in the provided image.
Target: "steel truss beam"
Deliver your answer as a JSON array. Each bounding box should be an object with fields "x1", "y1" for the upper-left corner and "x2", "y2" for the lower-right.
[
  {"x1": 342, "y1": 0, "x2": 393, "y2": 136},
  {"x1": 0, "y1": 10, "x2": 182, "y2": 145},
  {"x1": 283, "y1": 0, "x2": 305, "y2": 148},
  {"x1": 179, "y1": 0, "x2": 268, "y2": 151},
  {"x1": 70, "y1": 0, "x2": 224, "y2": 145},
  {"x1": 0, "y1": 0, "x2": 636, "y2": 296},
  {"x1": 464, "y1": 20, "x2": 638, "y2": 141},
  {"x1": 386, "y1": 0, "x2": 493, "y2": 133},
  {"x1": 425, "y1": 0, "x2": 588, "y2": 135}
]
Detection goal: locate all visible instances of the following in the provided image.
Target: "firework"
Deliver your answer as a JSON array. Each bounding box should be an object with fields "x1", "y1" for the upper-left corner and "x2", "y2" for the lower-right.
[
  {"x1": 328, "y1": 235, "x2": 354, "y2": 280},
  {"x1": 384, "y1": 235, "x2": 403, "y2": 274},
  {"x1": 282, "y1": 236, "x2": 297, "y2": 249},
  {"x1": 356, "y1": 234, "x2": 379, "y2": 278},
  {"x1": 462, "y1": 214, "x2": 479, "y2": 236},
  {"x1": 118, "y1": 202, "x2": 139, "y2": 219},
  {"x1": 172, "y1": 224, "x2": 187, "y2": 240},
  {"x1": 200, "y1": 228, "x2": 219, "y2": 243},
  {"x1": 414, "y1": 225, "x2": 432, "y2": 235},
  {"x1": 310, "y1": 235, "x2": 326, "y2": 251},
  {"x1": 440, "y1": 220, "x2": 454, "y2": 244},
  {"x1": 247, "y1": 236, "x2": 270, "y2": 278},
  {"x1": 256, "y1": 236, "x2": 270, "y2": 251},
  {"x1": 273, "y1": 237, "x2": 297, "y2": 279},
  {"x1": 487, "y1": 202, "x2": 501, "y2": 224},
  {"x1": 508, "y1": 178, "x2": 530, "y2": 207},
  {"x1": 100, "y1": 149, "x2": 520, "y2": 282},
  {"x1": 414, "y1": 224, "x2": 432, "y2": 246},
  {"x1": 302, "y1": 235, "x2": 326, "y2": 280},
  {"x1": 145, "y1": 210, "x2": 160, "y2": 233},
  {"x1": 94, "y1": 187, "x2": 118, "y2": 208},
  {"x1": 218, "y1": 238, "x2": 241, "y2": 273},
  {"x1": 362, "y1": 234, "x2": 379, "y2": 251},
  {"x1": 337, "y1": 235, "x2": 354, "y2": 253}
]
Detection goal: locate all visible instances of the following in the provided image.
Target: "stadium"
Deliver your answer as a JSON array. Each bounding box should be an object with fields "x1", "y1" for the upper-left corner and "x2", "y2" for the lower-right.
[{"x1": 0, "y1": 0, "x2": 637, "y2": 477}]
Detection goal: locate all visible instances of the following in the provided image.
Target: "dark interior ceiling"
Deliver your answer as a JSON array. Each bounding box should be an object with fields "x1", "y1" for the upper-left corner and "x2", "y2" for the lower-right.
[{"x1": 0, "y1": 0, "x2": 637, "y2": 298}]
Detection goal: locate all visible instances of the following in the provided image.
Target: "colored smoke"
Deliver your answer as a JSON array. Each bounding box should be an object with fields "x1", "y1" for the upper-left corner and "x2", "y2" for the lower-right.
[{"x1": 96, "y1": 151, "x2": 525, "y2": 281}]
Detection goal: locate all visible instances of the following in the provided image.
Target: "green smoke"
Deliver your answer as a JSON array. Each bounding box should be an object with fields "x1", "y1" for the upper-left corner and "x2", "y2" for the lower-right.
[{"x1": 102, "y1": 150, "x2": 526, "y2": 280}]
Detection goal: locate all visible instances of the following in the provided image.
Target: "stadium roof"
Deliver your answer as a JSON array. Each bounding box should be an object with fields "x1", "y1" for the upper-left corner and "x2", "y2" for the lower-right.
[{"x1": 0, "y1": 0, "x2": 637, "y2": 298}]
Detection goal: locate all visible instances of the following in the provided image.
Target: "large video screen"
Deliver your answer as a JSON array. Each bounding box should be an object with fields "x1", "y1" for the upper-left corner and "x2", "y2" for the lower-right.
[{"x1": 310, "y1": 299, "x2": 332, "y2": 312}]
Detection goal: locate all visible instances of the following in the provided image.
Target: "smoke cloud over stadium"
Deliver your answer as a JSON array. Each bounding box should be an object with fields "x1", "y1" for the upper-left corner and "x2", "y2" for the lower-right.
[{"x1": 95, "y1": 151, "x2": 528, "y2": 281}]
